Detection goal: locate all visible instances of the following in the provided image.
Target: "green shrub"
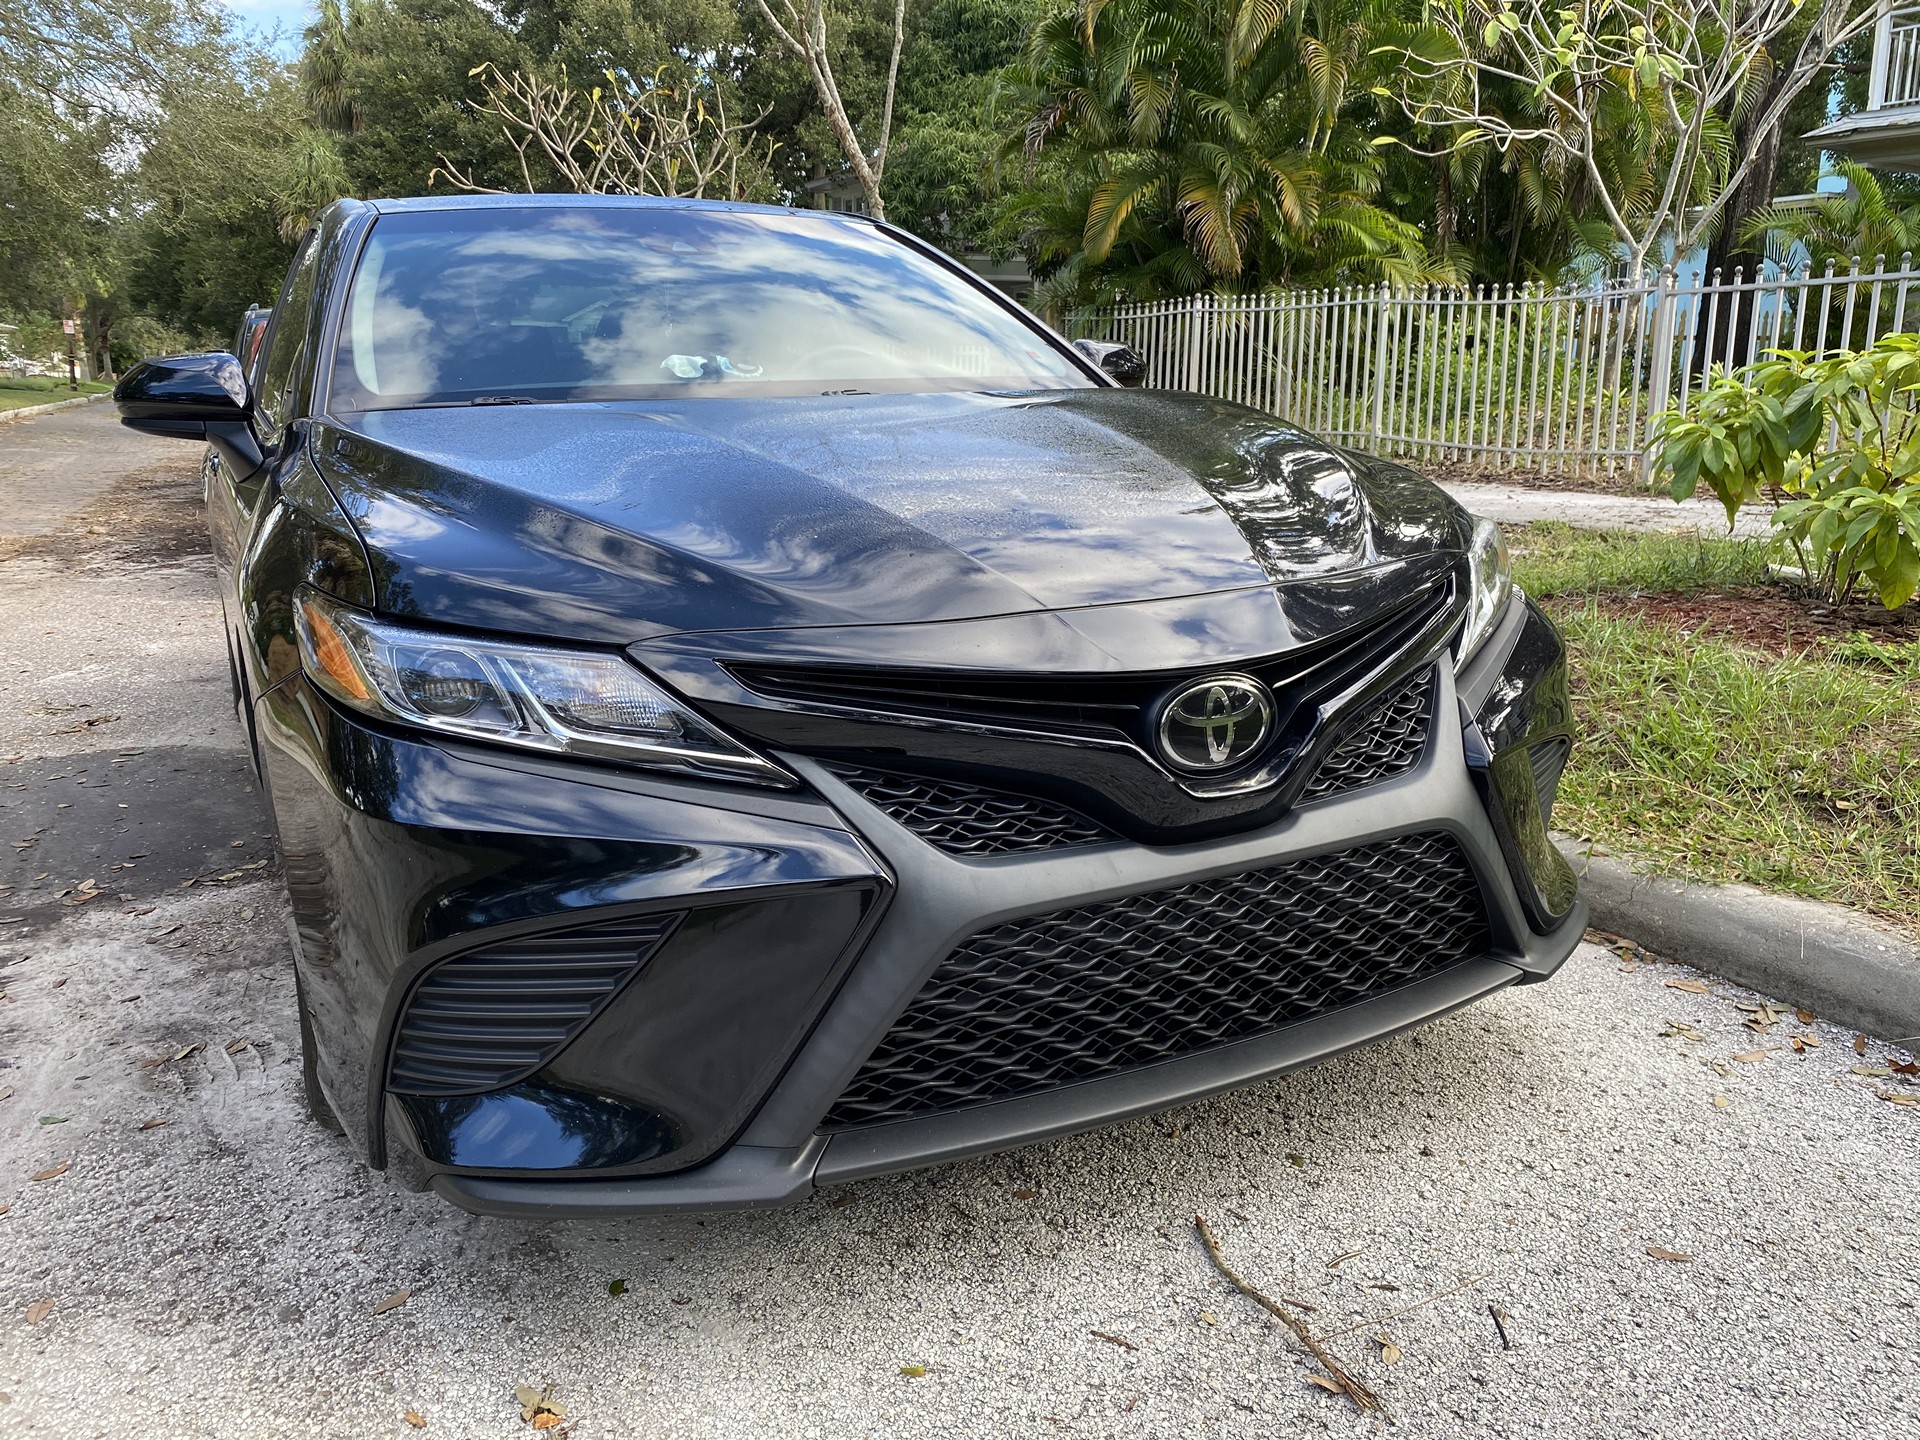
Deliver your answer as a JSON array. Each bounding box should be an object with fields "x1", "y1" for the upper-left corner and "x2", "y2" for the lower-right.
[{"x1": 1653, "y1": 335, "x2": 1920, "y2": 609}]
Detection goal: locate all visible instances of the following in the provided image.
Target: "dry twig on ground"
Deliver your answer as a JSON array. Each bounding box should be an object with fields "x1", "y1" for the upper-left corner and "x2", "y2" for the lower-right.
[{"x1": 1192, "y1": 1213, "x2": 1385, "y2": 1416}]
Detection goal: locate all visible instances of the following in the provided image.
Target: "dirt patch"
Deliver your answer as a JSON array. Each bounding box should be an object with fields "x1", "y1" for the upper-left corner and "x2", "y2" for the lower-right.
[
  {"x1": 1420, "y1": 458, "x2": 1656, "y2": 498},
  {"x1": 1585, "y1": 585, "x2": 1920, "y2": 654},
  {"x1": 0, "y1": 459, "x2": 209, "y2": 570}
]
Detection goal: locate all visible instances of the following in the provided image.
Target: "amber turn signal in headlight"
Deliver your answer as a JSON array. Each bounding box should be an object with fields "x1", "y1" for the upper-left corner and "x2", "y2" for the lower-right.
[{"x1": 292, "y1": 589, "x2": 791, "y2": 786}]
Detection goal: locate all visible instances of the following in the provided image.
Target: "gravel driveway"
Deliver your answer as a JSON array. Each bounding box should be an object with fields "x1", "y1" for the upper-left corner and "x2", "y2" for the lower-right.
[{"x1": 2, "y1": 410, "x2": 1915, "y2": 1438}]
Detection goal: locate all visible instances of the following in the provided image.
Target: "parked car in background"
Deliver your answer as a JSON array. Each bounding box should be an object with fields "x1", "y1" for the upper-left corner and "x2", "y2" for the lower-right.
[
  {"x1": 111, "y1": 195, "x2": 1582, "y2": 1217},
  {"x1": 232, "y1": 304, "x2": 271, "y2": 385}
]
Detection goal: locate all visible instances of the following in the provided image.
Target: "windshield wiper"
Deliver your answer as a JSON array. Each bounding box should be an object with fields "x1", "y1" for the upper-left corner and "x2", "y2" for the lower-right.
[{"x1": 470, "y1": 395, "x2": 538, "y2": 406}]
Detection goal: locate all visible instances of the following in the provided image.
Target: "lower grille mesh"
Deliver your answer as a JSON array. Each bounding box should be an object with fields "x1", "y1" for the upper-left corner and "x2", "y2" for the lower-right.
[
  {"x1": 828, "y1": 765, "x2": 1114, "y2": 856},
  {"x1": 1299, "y1": 671, "x2": 1433, "y2": 801},
  {"x1": 389, "y1": 914, "x2": 681, "y2": 1096},
  {"x1": 823, "y1": 831, "x2": 1488, "y2": 1128}
]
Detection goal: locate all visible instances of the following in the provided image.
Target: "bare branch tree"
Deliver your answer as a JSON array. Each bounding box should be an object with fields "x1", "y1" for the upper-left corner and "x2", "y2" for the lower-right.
[
  {"x1": 432, "y1": 62, "x2": 776, "y2": 201},
  {"x1": 1378, "y1": 0, "x2": 1891, "y2": 274},
  {"x1": 752, "y1": 0, "x2": 907, "y2": 219}
]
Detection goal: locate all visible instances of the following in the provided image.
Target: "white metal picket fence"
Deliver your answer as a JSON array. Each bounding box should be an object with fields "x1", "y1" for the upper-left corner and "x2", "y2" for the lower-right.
[{"x1": 1065, "y1": 255, "x2": 1920, "y2": 479}]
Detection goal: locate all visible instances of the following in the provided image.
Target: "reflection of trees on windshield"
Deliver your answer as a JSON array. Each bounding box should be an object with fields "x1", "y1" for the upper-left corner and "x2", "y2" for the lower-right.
[{"x1": 332, "y1": 206, "x2": 1086, "y2": 407}]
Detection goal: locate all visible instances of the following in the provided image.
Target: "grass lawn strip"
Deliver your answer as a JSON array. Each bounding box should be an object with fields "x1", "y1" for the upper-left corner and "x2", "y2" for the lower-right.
[{"x1": 1507, "y1": 523, "x2": 1920, "y2": 936}]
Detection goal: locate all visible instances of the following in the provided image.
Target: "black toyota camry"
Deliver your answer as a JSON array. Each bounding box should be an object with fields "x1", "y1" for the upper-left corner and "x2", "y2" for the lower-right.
[{"x1": 114, "y1": 194, "x2": 1582, "y2": 1216}]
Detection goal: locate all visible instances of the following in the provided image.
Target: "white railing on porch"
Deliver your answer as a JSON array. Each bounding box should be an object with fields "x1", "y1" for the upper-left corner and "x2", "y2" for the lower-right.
[
  {"x1": 1065, "y1": 256, "x2": 1920, "y2": 479},
  {"x1": 1870, "y1": 6, "x2": 1920, "y2": 109}
]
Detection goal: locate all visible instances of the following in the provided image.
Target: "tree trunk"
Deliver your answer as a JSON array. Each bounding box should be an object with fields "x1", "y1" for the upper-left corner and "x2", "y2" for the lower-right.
[{"x1": 1694, "y1": 76, "x2": 1789, "y2": 378}]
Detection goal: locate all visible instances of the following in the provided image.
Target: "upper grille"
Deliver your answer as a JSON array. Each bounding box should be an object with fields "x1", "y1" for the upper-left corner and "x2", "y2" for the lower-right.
[
  {"x1": 388, "y1": 913, "x2": 681, "y2": 1096},
  {"x1": 828, "y1": 765, "x2": 1114, "y2": 856},
  {"x1": 1298, "y1": 670, "x2": 1434, "y2": 801},
  {"x1": 727, "y1": 578, "x2": 1453, "y2": 754},
  {"x1": 823, "y1": 831, "x2": 1488, "y2": 1128}
]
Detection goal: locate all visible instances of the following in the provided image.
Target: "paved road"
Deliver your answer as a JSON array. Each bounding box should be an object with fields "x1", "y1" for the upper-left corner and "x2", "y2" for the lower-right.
[
  {"x1": 1437, "y1": 480, "x2": 1773, "y2": 537},
  {"x1": 2, "y1": 409, "x2": 1915, "y2": 1438}
]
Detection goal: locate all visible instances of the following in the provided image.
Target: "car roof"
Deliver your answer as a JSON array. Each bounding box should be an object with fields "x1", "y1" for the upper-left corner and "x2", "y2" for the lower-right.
[{"x1": 367, "y1": 193, "x2": 854, "y2": 223}]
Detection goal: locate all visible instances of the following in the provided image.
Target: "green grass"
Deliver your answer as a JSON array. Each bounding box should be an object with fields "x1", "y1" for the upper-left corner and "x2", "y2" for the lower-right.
[
  {"x1": 0, "y1": 376, "x2": 111, "y2": 413},
  {"x1": 1506, "y1": 524, "x2": 1920, "y2": 933},
  {"x1": 1507, "y1": 519, "x2": 1772, "y2": 599}
]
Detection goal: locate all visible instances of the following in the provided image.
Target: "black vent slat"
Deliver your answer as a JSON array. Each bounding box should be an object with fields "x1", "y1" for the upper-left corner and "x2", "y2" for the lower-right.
[
  {"x1": 828, "y1": 765, "x2": 1115, "y2": 857},
  {"x1": 388, "y1": 912, "x2": 682, "y2": 1097},
  {"x1": 1298, "y1": 671, "x2": 1433, "y2": 801},
  {"x1": 823, "y1": 831, "x2": 1488, "y2": 1129}
]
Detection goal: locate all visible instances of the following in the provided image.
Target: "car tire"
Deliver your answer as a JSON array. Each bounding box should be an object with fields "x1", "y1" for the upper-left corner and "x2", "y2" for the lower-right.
[{"x1": 294, "y1": 966, "x2": 345, "y2": 1135}]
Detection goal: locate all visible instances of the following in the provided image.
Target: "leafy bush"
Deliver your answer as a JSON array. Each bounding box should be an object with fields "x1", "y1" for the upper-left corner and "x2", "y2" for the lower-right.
[{"x1": 1653, "y1": 335, "x2": 1920, "y2": 608}]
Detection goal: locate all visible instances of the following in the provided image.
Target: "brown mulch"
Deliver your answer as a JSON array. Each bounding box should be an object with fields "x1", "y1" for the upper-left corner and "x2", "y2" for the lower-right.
[
  {"x1": 1581, "y1": 586, "x2": 1920, "y2": 655},
  {"x1": 1420, "y1": 459, "x2": 1654, "y2": 498}
]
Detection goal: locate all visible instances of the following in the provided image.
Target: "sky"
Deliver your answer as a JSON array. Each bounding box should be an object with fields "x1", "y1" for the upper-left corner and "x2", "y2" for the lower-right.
[{"x1": 223, "y1": 0, "x2": 314, "y2": 58}]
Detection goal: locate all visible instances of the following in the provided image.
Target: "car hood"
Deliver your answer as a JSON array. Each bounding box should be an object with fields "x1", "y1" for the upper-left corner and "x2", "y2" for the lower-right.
[{"x1": 312, "y1": 389, "x2": 1468, "y2": 646}]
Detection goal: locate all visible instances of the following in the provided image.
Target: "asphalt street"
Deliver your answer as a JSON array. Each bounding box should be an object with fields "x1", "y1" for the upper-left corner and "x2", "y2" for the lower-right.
[{"x1": 1, "y1": 407, "x2": 1915, "y2": 1439}]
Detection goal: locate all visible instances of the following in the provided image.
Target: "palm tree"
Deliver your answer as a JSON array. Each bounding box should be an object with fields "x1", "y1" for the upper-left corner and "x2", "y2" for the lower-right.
[
  {"x1": 995, "y1": 0, "x2": 1458, "y2": 304},
  {"x1": 1743, "y1": 161, "x2": 1920, "y2": 273}
]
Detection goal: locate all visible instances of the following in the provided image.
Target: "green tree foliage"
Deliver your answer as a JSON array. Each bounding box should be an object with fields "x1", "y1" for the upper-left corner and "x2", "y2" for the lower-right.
[
  {"x1": 882, "y1": 0, "x2": 1032, "y2": 249},
  {"x1": 995, "y1": 0, "x2": 1457, "y2": 304}
]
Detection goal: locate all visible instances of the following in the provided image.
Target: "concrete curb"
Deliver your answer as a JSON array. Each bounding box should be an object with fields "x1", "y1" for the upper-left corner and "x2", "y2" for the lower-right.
[
  {"x1": 1557, "y1": 836, "x2": 1920, "y2": 1044},
  {"x1": 0, "y1": 389, "x2": 112, "y2": 424}
]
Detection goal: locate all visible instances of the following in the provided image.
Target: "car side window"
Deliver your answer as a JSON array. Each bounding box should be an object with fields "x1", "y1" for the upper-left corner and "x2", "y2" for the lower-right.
[{"x1": 255, "y1": 231, "x2": 323, "y2": 434}]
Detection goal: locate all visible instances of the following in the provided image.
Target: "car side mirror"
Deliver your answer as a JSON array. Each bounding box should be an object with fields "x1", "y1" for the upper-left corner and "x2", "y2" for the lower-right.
[
  {"x1": 114, "y1": 351, "x2": 264, "y2": 480},
  {"x1": 1072, "y1": 339, "x2": 1148, "y2": 388}
]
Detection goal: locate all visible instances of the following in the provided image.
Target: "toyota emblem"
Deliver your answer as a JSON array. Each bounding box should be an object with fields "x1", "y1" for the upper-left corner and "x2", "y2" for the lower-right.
[{"x1": 1156, "y1": 674, "x2": 1273, "y2": 772}]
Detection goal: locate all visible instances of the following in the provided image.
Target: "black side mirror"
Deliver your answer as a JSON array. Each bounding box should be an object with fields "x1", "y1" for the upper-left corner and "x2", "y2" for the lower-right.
[
  {"x1": 1072, "y1": 339, "x2": 1148, "y2": 388},
  {"x1": 114, "y1": 352, "x2": 264, "y2": 479}
]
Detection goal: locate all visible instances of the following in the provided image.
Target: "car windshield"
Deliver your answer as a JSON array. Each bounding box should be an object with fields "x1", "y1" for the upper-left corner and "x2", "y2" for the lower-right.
[{"x1": 327, "y1": 205, "x2": 1088, "y2": 409}]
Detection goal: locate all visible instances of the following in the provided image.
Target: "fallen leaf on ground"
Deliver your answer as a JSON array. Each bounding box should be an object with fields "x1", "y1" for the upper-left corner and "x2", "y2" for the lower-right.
[
  {"x1": 1855, "y1": 1035, "x2": 1868, "y2": 1054},
  {"x1": 1200, "y1": 1311, "x2": 1217, "y2": 1326},
  {"x1": 1089, "y1": 1330, "x2": 1137, "y2": 1352},
  {"x1": 1011, "y1": 1187, "x2": 1036, "y2": 1200},
  {"x1": 898, "y1": 1363, "x2": 927, "y2": 1378},
  {"x1": 1795, "y1": 1008, "x2": 1816, "y2": 1023},
  {"x1": 1851, "y1": 1066, "x2": 1893, "y2": 1077},
  {"x1": 138, "y1": 1118, "x2": 166, "y2": 1131},
  {"x1": 1374, "y1": 1335, "x2": 1403, "y2": 1365},
  {"x1": 1305, "y1": 1375, "x2": 1344, "y2": 1394},
  {"x1": 25, "y1": 1299, "x2": 53, "y2": 1324},
  {"x1": 1660, "y1": 1021, "x2": 1703, "y2": 1041},
  {"x1": 224, "y1": 1039, "x2": 250, "y2": 1055},
  {"x1": 1645, "y1": 1246, "x2": 1692, "y2": 1263},
  {"x1": 607, "y1": 1278, "x2": 627, "y2": 1297},
  {"x1": 372, "y1": 1289, "x2": 411, "y2": 1316},
  {"x1": 1878, "y1": 1091, "x2": 1918, "y2": 1107},
  {"x1": 1731, "y1": 1051, "x2": 1768, "y2": 1063},
  {"x1": 1712, "y1": 1095, "x2": 1731, "y2": 1109},
  {"x1": 516, "y1": 1385, "x2": 567, "y2": 1428},
  {"x1": 403, "y1": 1410, "x2": 427, "y2": 1428},
  {"x1": 1892, "y1": 1060, "x2": 1919, "y2": 1075},
  {"x1": 38, "y1": 1116, "x2": 67, "y2": 1125},
  {"x1": 30, "y1": 1160, "x2": 70, "y2": 1182},
  {"x1": 139, "y1": 1042, "x2": 202, "y2": 1068},
  {"x1": 1666, "y1": 979, "x2": 1710, "y2": 995}
]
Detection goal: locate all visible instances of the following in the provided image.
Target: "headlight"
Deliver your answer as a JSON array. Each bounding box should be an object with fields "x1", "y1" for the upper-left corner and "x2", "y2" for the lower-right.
[
  {"x1": 1456, "y1": 516, "x2": 1513, "y2": 667},
  {"x1": 293, "y1": 589, "x2": 792, "y2": 786}
]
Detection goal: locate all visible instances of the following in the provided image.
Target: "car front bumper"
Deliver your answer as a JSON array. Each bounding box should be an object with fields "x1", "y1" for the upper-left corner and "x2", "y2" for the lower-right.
[{"x1": 256, "y1": 592, "x2": 1581, "y2": 1217}]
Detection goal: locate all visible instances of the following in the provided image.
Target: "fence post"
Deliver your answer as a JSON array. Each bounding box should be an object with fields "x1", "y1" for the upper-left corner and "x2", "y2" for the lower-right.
[
  {"x1": 1642, "y1": 269, "x2": 1677, "y2": 486},
  {"x1": 1366, "y1": 283, "x2": 1390, "y2": 447},
  {"x1": 1185, "y1": 293, "x2": 1208, "y2": 392}
]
